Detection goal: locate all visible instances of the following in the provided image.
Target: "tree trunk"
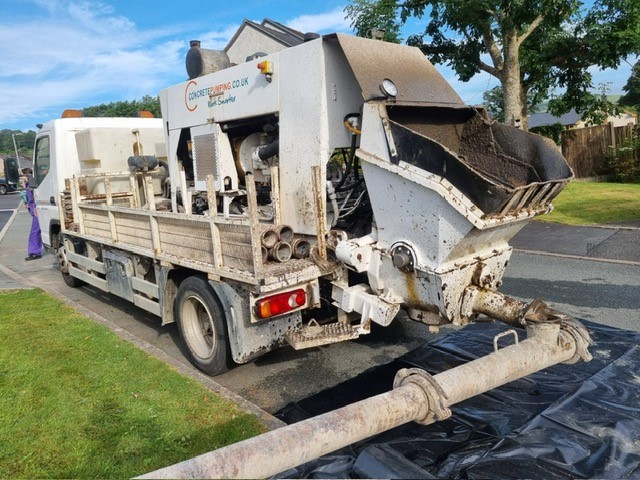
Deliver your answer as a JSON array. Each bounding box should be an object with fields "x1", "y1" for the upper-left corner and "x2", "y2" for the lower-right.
[
  {"x1": 502, "y1": 32, "x2": 523, "y2": 128},
  {"x1": 520, "y1": 85, "x2": 529, "y2": 131}
]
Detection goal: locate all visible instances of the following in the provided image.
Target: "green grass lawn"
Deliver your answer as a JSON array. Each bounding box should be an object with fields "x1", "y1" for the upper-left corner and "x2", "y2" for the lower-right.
[
  {"x1": 0, "y1": 289, "x2": 266, "y2": 478},
  {"x1": 542, "y1": 182, "x2": 640, "y2": 225}
]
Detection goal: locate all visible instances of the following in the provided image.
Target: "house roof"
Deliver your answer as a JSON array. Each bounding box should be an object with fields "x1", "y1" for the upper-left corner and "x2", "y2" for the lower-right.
[
  {"x1": 528, "y1": 109, "x2": 582, "y2": 128},
  {"x1": 224, "y1": 18, "x2": 305, "y2": 53},
  {"x1": 262, "y1": 19, "x2": 306, "y2": 44}
]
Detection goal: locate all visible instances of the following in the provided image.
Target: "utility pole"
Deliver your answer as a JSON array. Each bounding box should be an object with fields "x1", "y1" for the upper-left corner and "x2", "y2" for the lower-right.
[{"x1": 12, "y1": 132, "x2": 22, "y2": 162}]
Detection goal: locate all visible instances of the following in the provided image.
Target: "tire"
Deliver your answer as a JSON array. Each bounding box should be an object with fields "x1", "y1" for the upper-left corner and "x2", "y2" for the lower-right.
[
  {"x1": 57, "y1": 237, "x2": 85, "y2": 288},
  {"x1": 0, "y1": 185, "x2": 6, "y2": 195},
  {"x1": 174, "y1": 276, "x2": 232, "y2": 376},
  {"x1": 62, "y1": 269, "x2": 85, "y2": 288}
]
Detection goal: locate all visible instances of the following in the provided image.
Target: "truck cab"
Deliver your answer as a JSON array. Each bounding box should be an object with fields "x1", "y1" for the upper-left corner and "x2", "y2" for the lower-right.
[{"x1": 32, "y1": 115, "x2": 165, "y2": 251}]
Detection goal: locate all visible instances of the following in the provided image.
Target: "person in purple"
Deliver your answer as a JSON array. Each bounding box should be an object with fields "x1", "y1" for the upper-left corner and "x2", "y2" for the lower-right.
[{"x1": 21, "y1": 168, "x2": 42, "y2": 261}]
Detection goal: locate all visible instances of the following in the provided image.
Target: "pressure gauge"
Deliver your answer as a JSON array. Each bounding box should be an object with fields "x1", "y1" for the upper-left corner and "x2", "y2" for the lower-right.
[{"x1": 380, "y1": 78, "x2": 398, "y2": 98}]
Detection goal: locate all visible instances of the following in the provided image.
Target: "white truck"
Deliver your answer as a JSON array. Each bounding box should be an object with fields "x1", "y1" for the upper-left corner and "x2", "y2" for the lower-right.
[
  {"x1": 32, "y1": 114, "x2": 165, "y2": 252},
  {"x1": 42, "y1": 33, "x2": 590, "y2": 389}
]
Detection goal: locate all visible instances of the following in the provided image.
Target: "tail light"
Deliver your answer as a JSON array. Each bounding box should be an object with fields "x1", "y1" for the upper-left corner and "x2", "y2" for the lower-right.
[{"x1": 256, "y1": 289, "x2": 306, "y2": 319}]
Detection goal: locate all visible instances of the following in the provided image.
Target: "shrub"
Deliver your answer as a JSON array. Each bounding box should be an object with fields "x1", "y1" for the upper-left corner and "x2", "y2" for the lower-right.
[{"x1": 606, "y1": 131, "x2": 640, "y2": 183}]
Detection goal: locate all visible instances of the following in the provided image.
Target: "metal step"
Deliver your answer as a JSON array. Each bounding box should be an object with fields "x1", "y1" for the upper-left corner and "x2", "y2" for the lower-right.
[{"x1": 285, "y1": 320, "x2": 363, "y2": 350}]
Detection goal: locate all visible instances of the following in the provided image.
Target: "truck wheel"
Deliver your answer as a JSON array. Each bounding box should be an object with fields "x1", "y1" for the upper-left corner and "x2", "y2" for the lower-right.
[
  {"x1": 58, "y1": 239, "x2": 85, "y2": 288},
  {"x1": 174, "y1": 276, "x2": 232, "y2": 376},
  {"x1": 61, "y1": 265, "x2": 85, "y2": 288},
  {"x1": 0, "y1": 185, "x2": 6, "y2": 195}
]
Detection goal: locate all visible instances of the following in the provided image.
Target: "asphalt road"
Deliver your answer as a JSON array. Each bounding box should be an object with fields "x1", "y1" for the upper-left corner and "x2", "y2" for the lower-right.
[
  {"x1": 502, "y1": 252, "x2": 640, "y2": 332},
  {"x1": 0, "y1": 191, "x2": 20, "y2": 206},
  {"x1": 0, "y1": 191, "x2": 20, "y2": 225}
]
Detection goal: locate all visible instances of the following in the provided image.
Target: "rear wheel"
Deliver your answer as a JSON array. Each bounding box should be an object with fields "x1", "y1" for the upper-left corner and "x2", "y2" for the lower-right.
[
  {"x1": 174, "y1": 276, "x2": 231, "y2": 376},
  {"x1": 0, "y1": 185, "x2": 6, "y2": 195}
]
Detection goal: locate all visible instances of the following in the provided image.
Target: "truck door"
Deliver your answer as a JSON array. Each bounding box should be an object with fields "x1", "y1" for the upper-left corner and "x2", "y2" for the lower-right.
[{"x1": 32, "y1": 133, "x2": 55, "y2": 248}]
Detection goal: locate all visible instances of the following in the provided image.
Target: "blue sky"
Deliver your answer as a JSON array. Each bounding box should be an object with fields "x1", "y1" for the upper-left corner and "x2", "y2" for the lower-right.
[{"x1": 0, "y1": 0, "x2": 635, "y2": 132}]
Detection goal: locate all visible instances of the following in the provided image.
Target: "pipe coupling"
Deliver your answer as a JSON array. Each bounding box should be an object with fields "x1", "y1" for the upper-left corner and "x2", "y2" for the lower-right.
[
  {"x1": 393, "y1": 368, "x2": 451, "y2": 425},
  {"x1": 523, "y1": 299, "x2": 592, "y2": 364},
  {"x1": 559, "y1": 317, "x2": 593, "y2": 364}
]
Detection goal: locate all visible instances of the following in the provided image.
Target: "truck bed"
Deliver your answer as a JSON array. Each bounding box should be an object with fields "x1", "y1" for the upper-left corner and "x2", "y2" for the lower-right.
[{"x1": 61, "y1": 171, "x2": 322, "y2": 291}]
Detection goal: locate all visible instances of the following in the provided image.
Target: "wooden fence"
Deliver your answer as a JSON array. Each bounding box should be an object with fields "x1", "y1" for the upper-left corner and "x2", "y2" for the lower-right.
[{"x1": 561, "y1": 123, "x2": 636, "y2": 178}]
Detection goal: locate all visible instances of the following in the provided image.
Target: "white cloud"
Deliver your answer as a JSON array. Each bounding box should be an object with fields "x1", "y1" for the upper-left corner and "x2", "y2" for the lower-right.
[
  {"x1": 0, "y1": 2, "x2": 361, "y2": 129},
  {"x1": 286, "y1": 6, "x2": 350, "y2": 34},
  {"x1": 66, "y1": 1, "x2": 134, "y2": 34},
  {"x1": 0, "y1": 0, "x2": 194, "y2": 128},
  {"x1": 196, "y1": 24, "x2": 241, "y2": 51}
]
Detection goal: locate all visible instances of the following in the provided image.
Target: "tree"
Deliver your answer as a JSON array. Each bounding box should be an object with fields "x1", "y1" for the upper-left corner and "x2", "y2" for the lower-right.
[
  {"x1": 578, "y1": 82, "x2": 621, "y2": 125},
  {"x1": 82, "y1": 95, "x2": 161, "y2": 119},
  {"x1": 0, "y1": 129, "x2": 36, "y2": 157},
  {"x1": 345, "y1": 0, "x2": 640, "y2": 129},
  {"x1": 345, "y1": 0, "x2": 403, "y2": 43},
  {"x1": 619, "y1": 60, "x2": 640, "y2": 108},
  {"x1": 482, "y1": 86, "x2": 542, "y2": 123}
]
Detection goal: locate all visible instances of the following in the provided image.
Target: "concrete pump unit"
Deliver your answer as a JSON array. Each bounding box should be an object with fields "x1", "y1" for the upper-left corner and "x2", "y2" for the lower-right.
[{"x1": 49, "y1": 31, "x2": 592, "y2": 476}]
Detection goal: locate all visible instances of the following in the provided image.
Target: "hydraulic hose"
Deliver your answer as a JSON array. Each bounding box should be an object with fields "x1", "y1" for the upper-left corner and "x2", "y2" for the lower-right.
[{"x1": 257, "y1": 139, "x2": 279, "y2": 161}]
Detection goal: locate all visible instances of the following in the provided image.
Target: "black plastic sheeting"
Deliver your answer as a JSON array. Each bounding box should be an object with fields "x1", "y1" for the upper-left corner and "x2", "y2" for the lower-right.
[{"x1": 274, "y1": 321, "x2": 640, "y2": 479}]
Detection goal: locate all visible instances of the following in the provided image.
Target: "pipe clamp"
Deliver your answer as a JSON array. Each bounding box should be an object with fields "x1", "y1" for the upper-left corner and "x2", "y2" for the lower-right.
[{"x1": 394, "y1": 368, "x2": 451, "y2": 424}]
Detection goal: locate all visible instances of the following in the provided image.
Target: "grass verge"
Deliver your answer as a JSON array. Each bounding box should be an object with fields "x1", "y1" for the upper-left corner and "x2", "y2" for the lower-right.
[
  {"x1": 542, "y1": 182, "x2": 640, "y2": 225},
  {"x1": 0, "y1": 289, "x2": 266, "y2": 478}
]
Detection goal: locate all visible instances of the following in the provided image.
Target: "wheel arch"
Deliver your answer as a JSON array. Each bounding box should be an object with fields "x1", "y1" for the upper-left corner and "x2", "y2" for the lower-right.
[
  {"x1": 48, "y1": 220, "x2": 61, "y2": 253},
  {"x1": 160, "y1": 267, "x2": 204, "y2": 325}
]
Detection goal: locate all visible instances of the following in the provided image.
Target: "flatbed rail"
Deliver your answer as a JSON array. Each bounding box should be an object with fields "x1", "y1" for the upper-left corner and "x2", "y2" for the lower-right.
[{"x1": 60, "y1": 170, "x2": 322, "y2": 290}]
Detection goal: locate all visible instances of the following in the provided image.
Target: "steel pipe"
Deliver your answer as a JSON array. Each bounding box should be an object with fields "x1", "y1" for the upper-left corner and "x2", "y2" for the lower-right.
[
  {"x1": 269, "y1": 241, "x2": 292, "y2": 262},
  {"x1": 461, "y1": 286, "x2": 527, "y2": 326},
  {"x1": 260, "y1": 226, "x2": 278, "y2": 249},
  {"x1": 140, "y1": 319, "x2": 590, "y2": 479},
  {"x1": 140, "y1": 381, "x2": 429, "y2": 479},
  {"x1": 291, "y1": 237, "x2": 311, "y2": 259},
  {"x1": 433, "y1": 322, "x2": 573, "y2": 406},
  {"x1": 275, "y1": 224, "x2": 294, "y2": 242}
]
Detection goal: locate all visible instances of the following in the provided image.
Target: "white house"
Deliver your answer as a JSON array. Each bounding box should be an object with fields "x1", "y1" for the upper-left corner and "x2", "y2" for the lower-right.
[{"x1": 224, "y1": 19, "x2": 306, "y2": 66}]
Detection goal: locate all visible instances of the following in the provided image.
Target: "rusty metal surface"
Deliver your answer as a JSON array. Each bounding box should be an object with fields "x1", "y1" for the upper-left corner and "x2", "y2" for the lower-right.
[
  {"x1": 330, "y1": 34, "x2": 463, "y2": 106},
  {"x1": 285, "y1": 321, "x2": 363, "y2": 350},
  {"x1": 462, "y1": 286, "x2": 528, "y2": 326}
]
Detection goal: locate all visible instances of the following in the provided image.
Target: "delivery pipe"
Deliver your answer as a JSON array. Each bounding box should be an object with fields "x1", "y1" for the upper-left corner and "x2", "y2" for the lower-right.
[
  {"x1": 140, "y1": 318, "x2": 590, "y2": 479},
  {"x1": 260, "y1": 226, "x2": 279, "y2": 249},
  {"x1": 291, "y1": 238, "x2": 311, "y2": 259},
  {"x1": 275, "y1": 224, "x2": 294, "y2": 242},
  {"x1": 269, "y1": 241, "x2": 292, "y2": 262}
]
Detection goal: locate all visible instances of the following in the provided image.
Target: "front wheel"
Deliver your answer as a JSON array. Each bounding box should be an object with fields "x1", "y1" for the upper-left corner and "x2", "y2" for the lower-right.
[
  {"x1": 57, "y1": 237, "x2": 85, "y2": 288},
  {"x1": 174, "y1": 276, "x2": 232, "y2": 376}
]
